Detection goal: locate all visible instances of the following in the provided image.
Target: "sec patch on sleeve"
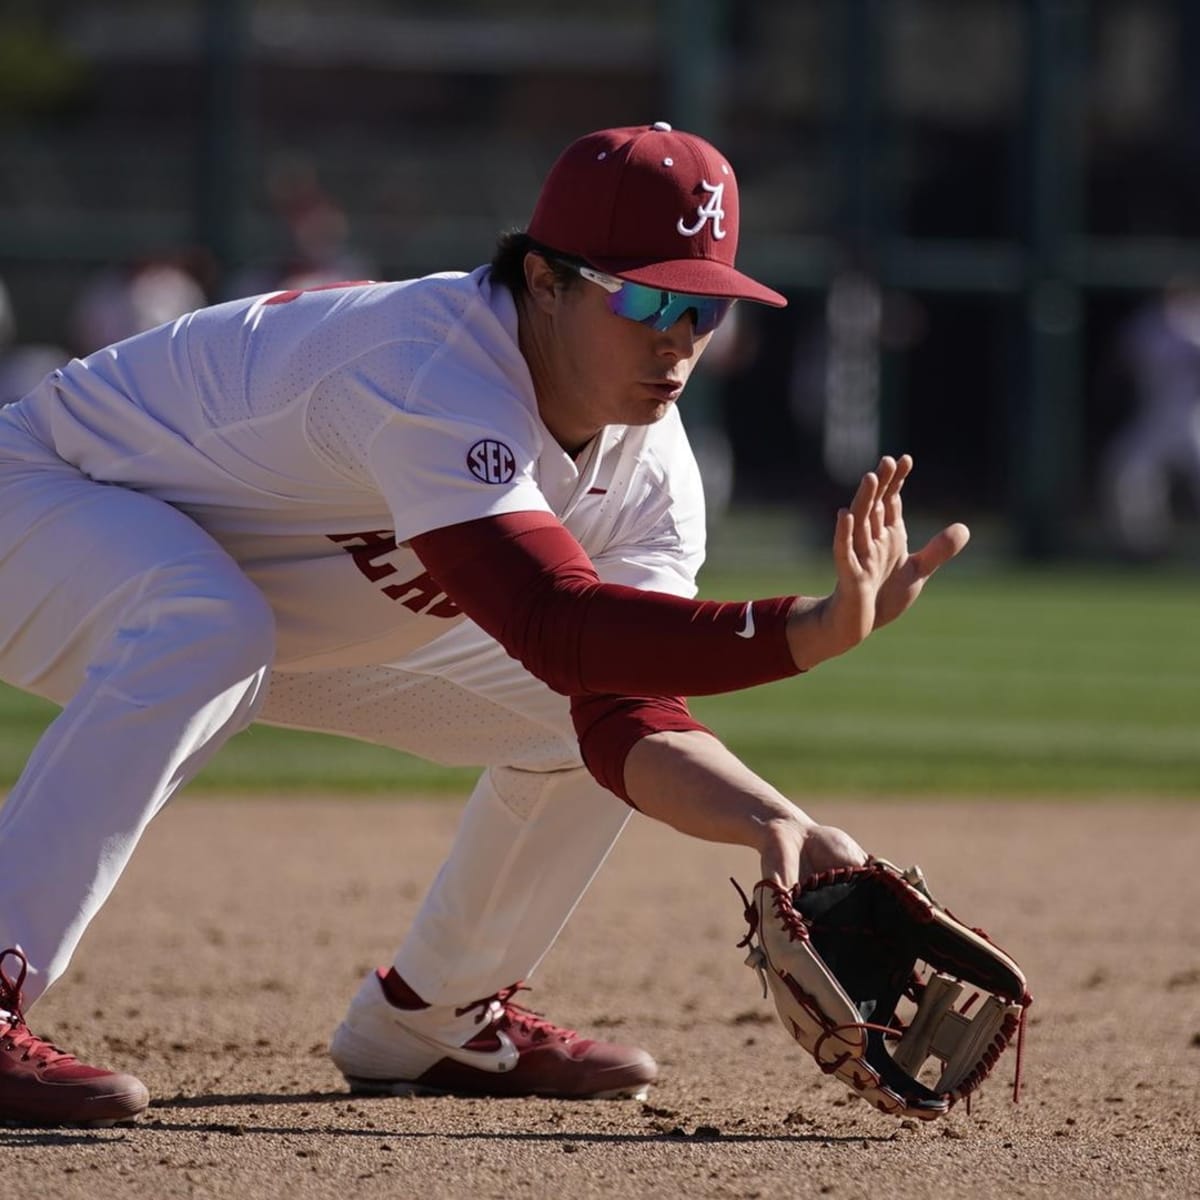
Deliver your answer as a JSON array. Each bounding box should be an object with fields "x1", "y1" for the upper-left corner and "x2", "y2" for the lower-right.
[{"x1": 466, "y1": 439, "x2": 516, "y2": 484}]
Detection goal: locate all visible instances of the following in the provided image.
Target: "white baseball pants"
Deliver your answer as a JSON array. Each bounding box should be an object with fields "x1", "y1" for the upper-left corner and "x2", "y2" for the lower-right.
[
  {"x1": 0, "y1": 430, "x2": 630, "y2": 1008},
  {"x1": 262, "y1": 633, "x2": 632, "y2": 1007}
]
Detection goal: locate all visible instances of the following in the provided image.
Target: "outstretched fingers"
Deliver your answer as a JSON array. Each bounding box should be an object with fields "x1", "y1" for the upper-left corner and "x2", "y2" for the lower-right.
[
  {"x1": 850, "y1": 456, "x2": 911, "y2": 564},
  {"x1": 849, "y1": 469, "x2": 880, "y2": 523},
  {"x1": 881, "y1": 454, "x2": 912, "y2": 526},
  {"x1": 836, "y1": 453, "x2": 926, "y2": 582},
  {"x1": 849, "y1": 470, "x2": 880, "y2": 563},
  {"x1": 910, "y1": 522, "x2": 971, "y2": 579},
  {"x1": 832, "y1": 506, "x2": 856, "y2": 572}
]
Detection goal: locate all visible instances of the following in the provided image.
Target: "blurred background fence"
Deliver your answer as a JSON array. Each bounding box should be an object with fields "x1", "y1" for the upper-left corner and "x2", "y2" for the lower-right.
[{"x1": 3, "y1": 0, "x2": 1200, "y2": 563}]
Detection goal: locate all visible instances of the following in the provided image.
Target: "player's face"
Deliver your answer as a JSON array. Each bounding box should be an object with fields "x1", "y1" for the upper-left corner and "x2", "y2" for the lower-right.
[{"x1": 522, "y1": 255, "x2": 720, "y2": 454}]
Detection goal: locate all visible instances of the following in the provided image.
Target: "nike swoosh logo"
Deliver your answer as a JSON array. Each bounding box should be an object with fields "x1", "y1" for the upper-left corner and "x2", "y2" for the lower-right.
[
  {"x1": 735, "y1": 602, "x2": 755, "y2": 639},
  {"x1": 397, "y1": 1022, "x2": 519, "y2": 1073}
]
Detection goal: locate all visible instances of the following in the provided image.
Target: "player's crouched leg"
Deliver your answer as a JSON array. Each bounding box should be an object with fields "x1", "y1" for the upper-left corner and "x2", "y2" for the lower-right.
[
  {"x1": 330, "y1": 764, "x2": 654, "y2": 1100},
  {"x1": 0, "y1": 549, "x2": 275, "y2": 1126},
  {"x1": 93, "y1": 552, "x2": 277, "y2": 726}
]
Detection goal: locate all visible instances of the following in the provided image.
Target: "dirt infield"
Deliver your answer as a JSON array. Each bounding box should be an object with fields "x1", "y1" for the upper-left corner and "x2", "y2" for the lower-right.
[{"x1": 2, "y1": 795, "x2": 1197, "y2": 1199}]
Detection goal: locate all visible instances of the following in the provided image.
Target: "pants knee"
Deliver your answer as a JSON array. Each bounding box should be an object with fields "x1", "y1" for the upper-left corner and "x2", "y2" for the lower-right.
[
  {"x1": 101, "y1": 567, "x2": 276, "y2": 717},
  {"x1": 209, "y1": 585, "x2": 275, "y2": 674},
  {"x1": 179, "y1": 586, "x2": 276, "y2": 701}
]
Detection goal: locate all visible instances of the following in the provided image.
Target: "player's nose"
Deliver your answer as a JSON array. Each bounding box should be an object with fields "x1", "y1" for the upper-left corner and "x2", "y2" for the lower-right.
[{"x1": 656, "y1": 312, "x2": 699, "y2": 360}]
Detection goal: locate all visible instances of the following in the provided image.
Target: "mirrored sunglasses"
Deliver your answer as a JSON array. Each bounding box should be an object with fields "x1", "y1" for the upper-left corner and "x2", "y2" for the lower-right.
[{"x1": 555, "y1": 259, "x2": 735, "y2": 336}]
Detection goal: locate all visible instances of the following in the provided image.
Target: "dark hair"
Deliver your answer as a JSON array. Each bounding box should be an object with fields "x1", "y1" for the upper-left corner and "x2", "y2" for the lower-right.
[{"x1": 489, "y1": 230, "x2": 582, "y2": 298}]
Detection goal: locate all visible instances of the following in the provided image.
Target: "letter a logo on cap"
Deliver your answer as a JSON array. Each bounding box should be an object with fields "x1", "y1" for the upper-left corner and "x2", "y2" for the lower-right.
[{"x1": 677, "y1": 180, "x2": 727, "y2": 240}]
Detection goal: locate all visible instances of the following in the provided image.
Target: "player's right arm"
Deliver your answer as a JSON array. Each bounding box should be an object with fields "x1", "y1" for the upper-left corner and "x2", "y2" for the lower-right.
[{"x1": 410, "y1": 454, "x2": 967, "y2": 696}]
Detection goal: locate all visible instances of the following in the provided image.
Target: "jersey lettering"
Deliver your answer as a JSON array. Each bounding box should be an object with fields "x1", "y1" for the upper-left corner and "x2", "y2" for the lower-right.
[
  {"x1": 327, "y1": 530, "x2": 460, "y2": 618},
  {"x1": 383, "y1": 571, "x2": 461, "y2": 617},
  {"x1": 327, "y1": 529, "x2": 401, "y2": 581}
]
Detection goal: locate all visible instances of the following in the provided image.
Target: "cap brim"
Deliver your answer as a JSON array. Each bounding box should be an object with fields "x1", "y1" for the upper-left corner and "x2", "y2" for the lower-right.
[{"x1": 586, "y1": 256, "x2": 787, "y2": 308}]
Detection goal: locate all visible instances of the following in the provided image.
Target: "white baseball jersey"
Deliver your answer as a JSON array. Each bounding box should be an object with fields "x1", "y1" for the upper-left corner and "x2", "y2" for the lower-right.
[{"x1": 0, "y1": 268, "x2": 705, "y2": 671}]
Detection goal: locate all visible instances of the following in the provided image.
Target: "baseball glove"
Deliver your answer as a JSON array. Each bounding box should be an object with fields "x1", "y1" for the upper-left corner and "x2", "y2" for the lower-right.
[{"x1": 734, "y1": 859, "x2": 1031, "y2": 1120}]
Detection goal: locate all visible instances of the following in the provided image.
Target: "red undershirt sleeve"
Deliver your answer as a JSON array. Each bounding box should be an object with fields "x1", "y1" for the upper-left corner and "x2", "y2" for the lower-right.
[
  {"x1": 568, "y1": 692, "x2": 711, "y2": 805},
  {"x1": 409, "y1": 511, "x2": 800, "y2": 699}
]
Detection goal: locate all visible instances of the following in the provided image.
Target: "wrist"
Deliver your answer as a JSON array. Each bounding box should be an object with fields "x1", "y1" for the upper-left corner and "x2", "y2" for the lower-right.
[
  {"x1": 755, "y1": 807, "x2": 816, "y2": 885},
  {"x1": 785, "y1": 593, "x2": 860, "y2": 671}
]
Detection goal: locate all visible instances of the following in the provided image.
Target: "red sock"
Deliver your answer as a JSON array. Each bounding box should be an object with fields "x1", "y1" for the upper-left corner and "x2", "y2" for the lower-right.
[{"x1": 377, "y1": 967, "x2": 429, "y2": 1010}]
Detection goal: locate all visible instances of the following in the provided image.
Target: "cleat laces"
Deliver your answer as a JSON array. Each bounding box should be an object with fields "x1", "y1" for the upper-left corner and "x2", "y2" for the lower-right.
[
  {"x1": 457, "y1": 983, "x2": 579, "y2": 1045},
  {"x1": 0, "y1": 947, "x2": 79, "y2": 1070}
]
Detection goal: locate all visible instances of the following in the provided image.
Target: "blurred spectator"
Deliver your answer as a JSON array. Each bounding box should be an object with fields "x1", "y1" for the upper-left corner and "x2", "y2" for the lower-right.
[
  {"x1": 71, "y1": 255, "x2": 209, "y2": 356},
  {"x1": 226, "y1": 155, "x2": 375, "y2": 300},
  {"x1": 1101, "y1": 281, "x2": 1200, "y2": 558},
  {"x1": 789, "y1": 279, "x2": 928, "y2": 488},
  {"x1": 0, "y1": 276, "x2": 69, "y2": 406}
]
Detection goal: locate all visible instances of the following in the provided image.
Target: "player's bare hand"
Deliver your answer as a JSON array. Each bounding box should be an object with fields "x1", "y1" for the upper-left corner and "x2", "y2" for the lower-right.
[
  {"x1": 759, "y1": 817, "x2": 868, "y2": 888},
  {"x1": 785, "y1": 454, "x2": 968, "y2": 668},
  {"x1": 798, "y1": 823, "x2": 868, "y2": 876}
]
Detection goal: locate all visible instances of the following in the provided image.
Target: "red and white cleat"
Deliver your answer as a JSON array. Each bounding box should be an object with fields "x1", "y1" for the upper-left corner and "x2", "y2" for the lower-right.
[
  {"x1": 331, "y1": 969, "x2": 657, "y2": 1100},
  {"x1": 0, "y1": 948, "x2": 149, "y2": 1127}
]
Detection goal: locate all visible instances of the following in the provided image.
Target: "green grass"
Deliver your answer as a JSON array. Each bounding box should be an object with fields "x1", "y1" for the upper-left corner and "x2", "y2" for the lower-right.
[
  {"x1": 0, "y1": 561, "x2": 1195, "y2": 798},
  {"x1": 691, "y1": 564, "x2": 1200, "y2": 797},
  {"x1": 0, "y1": 688, "x2": 477, "y2": 797}
]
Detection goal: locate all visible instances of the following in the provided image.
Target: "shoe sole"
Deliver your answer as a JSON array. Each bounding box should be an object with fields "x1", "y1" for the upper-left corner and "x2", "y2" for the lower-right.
[
  {"x1": 0, "y1": 1084, "x2": 149, "y2": 1129},
  {"x1": 0, "y1": 1115, "x2": 143, "y2": 1129},
  {"x1": 343, "y1": 1075, "x2": 651, "y2": 1102}
]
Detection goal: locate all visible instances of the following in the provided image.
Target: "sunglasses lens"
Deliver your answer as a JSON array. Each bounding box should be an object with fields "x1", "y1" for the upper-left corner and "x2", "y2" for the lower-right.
[
  {"x1": 690, "y1": 297, "x2": 734, "y2": 336},
  {"x1": 605, "y1": 282, "x2": 733, "y2": 336},
  {"x1": 604, "y1": 282, "x2": 667, "y2": 323}
]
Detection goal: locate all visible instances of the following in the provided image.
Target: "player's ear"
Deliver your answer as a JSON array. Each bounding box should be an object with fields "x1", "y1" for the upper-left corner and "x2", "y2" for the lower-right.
[{"x1": 523, "y1": 251, "x2": 561, "y2": 314}]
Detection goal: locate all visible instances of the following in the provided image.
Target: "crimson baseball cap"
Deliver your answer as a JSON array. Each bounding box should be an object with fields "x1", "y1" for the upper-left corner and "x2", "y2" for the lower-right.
[{"x1": 527, "y1": 122, "x2": 786, "y2": 308}]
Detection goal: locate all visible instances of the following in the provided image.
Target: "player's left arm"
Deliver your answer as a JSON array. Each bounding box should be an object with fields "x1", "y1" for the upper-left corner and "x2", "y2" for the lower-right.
[{"x1": 623, "y1": 728, "x2": 866, "y2": 889}]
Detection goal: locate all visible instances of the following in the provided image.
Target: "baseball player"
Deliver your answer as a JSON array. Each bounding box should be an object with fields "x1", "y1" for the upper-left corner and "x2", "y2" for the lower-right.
[
  {"x1": 0, "y1": 123, "x2": 969, "y2": 1125},
  {"x1": 1101, "y1": 281, "x2": 1200, "y2": 556}
]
